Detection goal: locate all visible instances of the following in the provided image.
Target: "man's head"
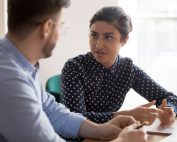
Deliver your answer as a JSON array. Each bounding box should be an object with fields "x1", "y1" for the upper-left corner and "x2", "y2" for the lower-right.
[
  {"x1": 8, "y1": 0, "x2": 70, "y2": 38},
  {"x1": 7, "y1": 0, "x2": 70, "y2": 60}
]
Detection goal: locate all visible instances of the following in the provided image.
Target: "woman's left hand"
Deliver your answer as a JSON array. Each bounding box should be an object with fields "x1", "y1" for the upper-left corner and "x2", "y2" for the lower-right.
[{"x1": 158, "y1": 99, "x2": 176, "y2": 127}]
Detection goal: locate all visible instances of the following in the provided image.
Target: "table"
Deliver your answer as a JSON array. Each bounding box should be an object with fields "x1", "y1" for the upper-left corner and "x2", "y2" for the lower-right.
[
  {"x1": 83, "y1": 134, "x2": 167, "y2": 142},
  {"x1": 147, "y1": 134, "x2": 166, "y2": 142}
]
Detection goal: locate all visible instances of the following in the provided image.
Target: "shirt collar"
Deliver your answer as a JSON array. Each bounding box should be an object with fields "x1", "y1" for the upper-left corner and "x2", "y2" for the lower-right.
[
  {"x1": 89, "y1": 52, "x2": 119, "y2": 75},
  {"x1": 109, "y1": 56, "x2": 119, "y2": 75},
  {"x1": 2, "y1": 36, "x2": 39, "y2": 79}
]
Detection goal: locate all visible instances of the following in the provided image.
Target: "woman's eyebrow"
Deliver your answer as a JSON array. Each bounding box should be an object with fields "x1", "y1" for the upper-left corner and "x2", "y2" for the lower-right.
[{"x1": 104, "y1": 32, "x2": 115, "y2": 35}]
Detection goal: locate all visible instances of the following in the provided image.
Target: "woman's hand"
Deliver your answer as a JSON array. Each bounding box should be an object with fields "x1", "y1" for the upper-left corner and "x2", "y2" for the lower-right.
[
  {"x1": 158, "y1": 99, "x2": 176, "y2": 127},
  {"x1": 129, "y1": 100, "x2": 158, "y2": 124},
  {"x1": 124, "y1": 100, "x2": 161, "y2": 124}
]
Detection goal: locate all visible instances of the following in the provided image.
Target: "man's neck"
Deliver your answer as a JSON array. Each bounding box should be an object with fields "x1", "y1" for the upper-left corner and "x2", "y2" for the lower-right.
[{"x1": 7, "y1": 32, "x2": 41, "y2": 65}]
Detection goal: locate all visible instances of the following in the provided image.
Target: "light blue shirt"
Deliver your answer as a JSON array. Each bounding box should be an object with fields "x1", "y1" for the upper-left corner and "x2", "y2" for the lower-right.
[{"x1": 0, "y1": 36, "x2": 86, "y2": 142}]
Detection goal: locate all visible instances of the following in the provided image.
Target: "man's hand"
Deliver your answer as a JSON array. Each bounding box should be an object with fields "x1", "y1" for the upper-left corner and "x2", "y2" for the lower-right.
[
  {"x1": 115, "y1": 122, "x2": 147, "y2": 142},
  {"x1": 81, "y1": 116, "x2": 146, "y2": 142},
  {"x1": 108, "y1": 115, "x2": 136, "y2": 129}
]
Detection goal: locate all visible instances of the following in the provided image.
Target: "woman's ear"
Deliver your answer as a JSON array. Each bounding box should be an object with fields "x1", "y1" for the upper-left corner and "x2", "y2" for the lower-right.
[
  {"x1": 41, "y1": 19, "x2": 53, "y2": 38},
  {"x1": 121, "y1": 35, "x2": 129, "y2": 47}
]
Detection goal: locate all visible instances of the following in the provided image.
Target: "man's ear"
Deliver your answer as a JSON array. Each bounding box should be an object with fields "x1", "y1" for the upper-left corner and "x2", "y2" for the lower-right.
[{"x1": 41, "y1": 19, "x2": 53, "y2": 38}]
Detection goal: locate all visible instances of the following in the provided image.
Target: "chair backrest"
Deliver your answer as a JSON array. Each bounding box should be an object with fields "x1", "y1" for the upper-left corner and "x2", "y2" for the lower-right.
[{"x1": 46, "y1": 74, "x2": 61, "y2": 102}]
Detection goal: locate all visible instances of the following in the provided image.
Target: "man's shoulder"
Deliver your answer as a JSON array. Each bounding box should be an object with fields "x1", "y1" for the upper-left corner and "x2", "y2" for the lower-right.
[{"x1": 0, "y1": 50, "x2": 25, "y2": 81}]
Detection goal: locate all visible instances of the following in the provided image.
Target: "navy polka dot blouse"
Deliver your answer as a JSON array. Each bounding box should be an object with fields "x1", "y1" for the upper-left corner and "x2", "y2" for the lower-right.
[{"x1": 61, "y1": 52, "x2": 177, "y2": 123}]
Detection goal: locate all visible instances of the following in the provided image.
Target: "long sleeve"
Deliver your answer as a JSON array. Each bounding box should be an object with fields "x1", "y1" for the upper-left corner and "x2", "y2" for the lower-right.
[
  {"x1": 132, "y1": 64, "x2": 177, "y2": 114},
  {"x1": 42, "y1": 91, "x2": 85, "y2": 138},
  {"x1": 61, "y1": 61, "x2": 113, "y2": 123}
]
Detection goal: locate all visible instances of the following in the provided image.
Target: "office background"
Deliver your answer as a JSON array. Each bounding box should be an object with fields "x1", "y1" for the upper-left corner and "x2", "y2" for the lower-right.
[{"x1": 0, "y1": 0, "x2": 177, "y2": 108}]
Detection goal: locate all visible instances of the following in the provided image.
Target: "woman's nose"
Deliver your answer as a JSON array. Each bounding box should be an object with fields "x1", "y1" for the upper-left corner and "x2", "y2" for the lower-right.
[{"x1": 96, "y1": 39, "x2": 104, "y2": 49}]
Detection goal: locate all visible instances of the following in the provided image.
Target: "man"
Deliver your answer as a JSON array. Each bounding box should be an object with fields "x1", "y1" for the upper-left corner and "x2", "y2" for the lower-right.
[{"x1": 0, "y1": 0, "x2": 147, "y2": 142}]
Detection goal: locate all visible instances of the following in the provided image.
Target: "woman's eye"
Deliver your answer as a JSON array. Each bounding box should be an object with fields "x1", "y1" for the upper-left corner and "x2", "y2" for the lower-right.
[
  {"x1": 90, "y1": 33, "x2": 98, "y2": 39},
  {"x1": 105, "y1": 35, "x2": 113, "y2": 40}
]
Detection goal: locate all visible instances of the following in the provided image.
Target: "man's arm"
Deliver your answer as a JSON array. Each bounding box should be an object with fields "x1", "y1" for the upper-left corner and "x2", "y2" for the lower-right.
[{"x1": 42, "y1": 91, "x2": 86, "y2": 138}]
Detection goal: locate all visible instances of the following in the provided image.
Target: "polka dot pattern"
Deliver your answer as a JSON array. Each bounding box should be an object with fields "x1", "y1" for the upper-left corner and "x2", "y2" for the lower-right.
[{"x1": 61, "y1": 52, "x2": 177, "y2": 123}]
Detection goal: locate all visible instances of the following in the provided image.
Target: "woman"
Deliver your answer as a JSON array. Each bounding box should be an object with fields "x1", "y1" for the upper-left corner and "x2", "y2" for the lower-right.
[{"x1": 61, "y1": 6, "x2": 177, "y2": 126}]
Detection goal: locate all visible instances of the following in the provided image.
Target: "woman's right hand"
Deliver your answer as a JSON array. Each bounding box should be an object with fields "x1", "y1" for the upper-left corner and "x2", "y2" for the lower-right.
[
  {"x1": 128, "y1": 100, "x2": 160, "y2": 124},
  {"x1": 114, "y1": 100, "x2": 161, "y2": 124}
]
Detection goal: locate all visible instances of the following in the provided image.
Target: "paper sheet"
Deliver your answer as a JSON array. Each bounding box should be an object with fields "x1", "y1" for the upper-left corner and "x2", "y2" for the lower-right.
[
  {"x1": 159, "y1": 132, "x2": 177, "y2": 142},
  {"x1": 144, "y1": 119, "x2": 177, "y2": 135}
]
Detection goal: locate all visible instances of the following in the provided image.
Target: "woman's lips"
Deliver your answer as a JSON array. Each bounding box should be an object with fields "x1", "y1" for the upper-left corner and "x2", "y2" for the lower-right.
[{"x1": 95, "y1": 51, "x2": 107, "y2": 58}]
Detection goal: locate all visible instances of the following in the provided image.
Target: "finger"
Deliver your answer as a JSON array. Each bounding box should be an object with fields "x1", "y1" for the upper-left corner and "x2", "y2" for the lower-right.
[
  {"x1": 140, "y1": 108, "x2": 161, "y2": 124},
  {"x1": 159, "y1": 107, "x2": 174, "y2": 121},
  {"x1": 159, "y1": 99, "x2": 167, "y2": 110},
  {"x1": 159, "y1": 108, "x2": 176, "y2": 127},
  {"x1": 163, "y1": 99, "x2": 167, "y2": 106},
  {"x1": 146, "y1": 108, "x2": 163, "y2": 114},
  {"x1": 164, "y1": 107, "x2": 174, "y2": 115},
  {"x1": 127, "y1": 121, "x2": 141, "y2": 129},
  {"x1": 164, "y1": 107, "x2": 176, "y2": 121},
  {"x1": 160, "y1": 119, "x2": 175, "y2": 127},
  {"x1": 146, "y1": 113, "x2": 157, "y2": 125},
  {"x1": 141, "y1": 100, "x2": 156, "y2": 107},
  {"x1": 142, "y1": 107, "x2": 163, "y2": 120}
]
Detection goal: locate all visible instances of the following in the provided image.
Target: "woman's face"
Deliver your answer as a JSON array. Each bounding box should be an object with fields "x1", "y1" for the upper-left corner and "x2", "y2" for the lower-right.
[{"x1": 89, "y1": 21, "x2": 127, "y2": 68}]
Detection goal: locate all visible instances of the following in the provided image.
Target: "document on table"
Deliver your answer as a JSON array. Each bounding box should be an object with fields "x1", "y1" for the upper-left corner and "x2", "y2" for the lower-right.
[
  {"x1": 159, "y1": 132, "x2": 177, "y2": 142},
  {"x1": 144, "y1": 118, "x2": 177, "y2": 136}
]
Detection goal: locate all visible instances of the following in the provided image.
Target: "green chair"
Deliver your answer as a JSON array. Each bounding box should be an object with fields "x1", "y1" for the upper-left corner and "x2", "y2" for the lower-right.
[{"x1": 46, "y1": 74, "x2": 61, "y2": 102}]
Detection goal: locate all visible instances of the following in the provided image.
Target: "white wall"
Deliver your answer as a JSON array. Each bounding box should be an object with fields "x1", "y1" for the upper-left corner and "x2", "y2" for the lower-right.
[
  {"x1": 0, "y1": 0, "x2": 6, "y2": 37},
  {"x1": 40, "y1": 0, "x2": 118, "y2": 85},
  {"x1": 0, "y1": 0, "x2": 118, "y2": 84}
]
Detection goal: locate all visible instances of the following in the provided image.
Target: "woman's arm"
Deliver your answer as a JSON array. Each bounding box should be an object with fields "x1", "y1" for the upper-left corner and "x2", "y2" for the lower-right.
[{"x1": 132, "y1": 64, "x2": 177, "y2": 114}]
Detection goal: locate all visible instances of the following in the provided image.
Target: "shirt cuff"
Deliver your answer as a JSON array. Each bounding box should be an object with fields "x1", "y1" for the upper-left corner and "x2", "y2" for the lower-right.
[
  {"x1": 62, "y1": 112, "x2": 86, "y2": 138},
  {"x1": 167, "y1": 102, "x2": 177, "y2": 116}
]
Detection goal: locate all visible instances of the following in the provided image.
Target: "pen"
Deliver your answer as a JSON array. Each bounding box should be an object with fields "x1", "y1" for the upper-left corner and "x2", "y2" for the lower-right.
[
  {"x1": 146, "y1": 131, "x2": 171, "y2": 136},
  {"x1": 136, "y1": 123, "x2": 146, "y2": 129},
  {"x1": 136, "y1": 121, "x2": 150, "y2": 129},
  {"x1": 136, "y1": 121, "x2": 172, "y2": 136}
]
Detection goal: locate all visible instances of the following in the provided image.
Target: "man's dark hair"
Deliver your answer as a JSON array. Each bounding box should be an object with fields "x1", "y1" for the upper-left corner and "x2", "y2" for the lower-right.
[
  {"x1": 90, "y1": 6, "x2": 132, "y2": 41},
  {"x1": 8, "y1": 0, "x2": 70, "y2": 36}
]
